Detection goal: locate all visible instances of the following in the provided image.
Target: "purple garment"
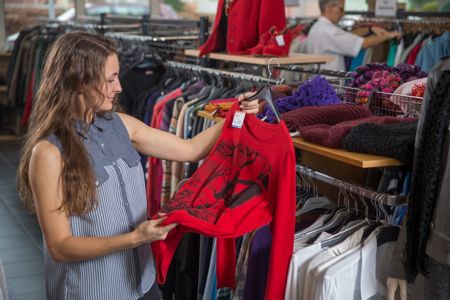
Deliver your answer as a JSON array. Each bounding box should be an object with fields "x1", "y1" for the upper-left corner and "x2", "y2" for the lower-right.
[
  {"x1": 243, "y1": 220, "x2": 318, "y2": 300},
  {"x1": 349, "y1": 63, "x2": 427, "y2": 89},
  {"x1": 392, "y1": 63, "x2": 427, "y2": 83},
  {"x1": 261, "y1": 76, "x2": 341, "y2": 123},
  {"x1": 243, "y1": 225, "x2": 272, "y2": 300}
]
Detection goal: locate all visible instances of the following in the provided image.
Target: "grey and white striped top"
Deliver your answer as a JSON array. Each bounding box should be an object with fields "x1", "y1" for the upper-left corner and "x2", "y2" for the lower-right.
[{"x1": 44, "y1": 112, "x2": 154, "y2": 300}]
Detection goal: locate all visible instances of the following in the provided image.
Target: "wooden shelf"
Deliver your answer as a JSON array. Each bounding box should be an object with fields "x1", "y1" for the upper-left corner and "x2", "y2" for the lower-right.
[
  {"x1": 0, "y1": 135, "x2": 18, "y2": 143},
  {"x1": 0, "y1": 52, "x2": 11, "y2": 58},
  {"x1": 292, "y1": 138, "x2": 402, "y2": 169},
  {"x1": 185, "y1": 49, "x2": 334, "y2": 66},
  {"x1": 197, "y1": 110, "x2": 225, "y2": 121}
]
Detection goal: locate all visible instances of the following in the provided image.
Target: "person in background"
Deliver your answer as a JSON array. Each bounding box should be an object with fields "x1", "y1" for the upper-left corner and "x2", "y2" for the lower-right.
[
  {"x1": 16, "y1": 32, "x2": 260, "y2": 300},
  {"x1": 303, "y1": 0, "x2": 402, "y2": 70}
]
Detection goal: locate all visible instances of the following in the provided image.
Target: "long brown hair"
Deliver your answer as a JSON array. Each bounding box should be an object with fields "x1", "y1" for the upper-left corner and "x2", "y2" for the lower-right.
[{"x1": 17, "y1": 32, "x2": 117, "y2": 215}]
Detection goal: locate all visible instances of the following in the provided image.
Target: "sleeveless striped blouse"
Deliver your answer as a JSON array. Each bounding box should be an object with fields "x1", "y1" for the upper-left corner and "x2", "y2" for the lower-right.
[{"x1": 44, "y1": 112, "x2": 154, "y2": 300}]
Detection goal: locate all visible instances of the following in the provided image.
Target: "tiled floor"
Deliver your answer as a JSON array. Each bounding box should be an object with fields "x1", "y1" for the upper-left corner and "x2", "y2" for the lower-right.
[{"x1": 0, "y1": 141, "x2": 45, "y2": 300}]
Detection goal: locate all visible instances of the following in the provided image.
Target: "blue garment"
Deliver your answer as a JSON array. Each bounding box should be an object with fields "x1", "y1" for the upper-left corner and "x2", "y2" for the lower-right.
[
  {"x1": 400, "y1": 172, "x2": 412, "y2": 196},
  {"x1": 386, "y1": 39, "x2": 398, "y2": 67},
  {"x1": 415, "y1": 31, "x2": 450, "y2": 72},
  {"x1": 349, "y1": 49, "x2": 366, "y2": 71},
  {"x1": 45, "y1": 113, "x2": 154, "y2": 300},
  {"x1": 393, "y1": 204, "x2": 408, "y2": 225},
  {"x1": 203, "y1": 239, "x2": 217, "y2": 300}
]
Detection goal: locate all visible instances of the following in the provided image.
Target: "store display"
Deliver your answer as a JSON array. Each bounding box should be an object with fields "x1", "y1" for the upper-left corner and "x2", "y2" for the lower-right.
[{"x1": 3, "y1": 10, "x2": 449, "y2": 300}]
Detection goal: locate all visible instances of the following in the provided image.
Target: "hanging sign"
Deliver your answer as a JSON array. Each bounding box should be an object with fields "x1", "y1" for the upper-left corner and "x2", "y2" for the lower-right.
[{"x1": 375, "y1": 0, "x2": 397, "y2": 17}]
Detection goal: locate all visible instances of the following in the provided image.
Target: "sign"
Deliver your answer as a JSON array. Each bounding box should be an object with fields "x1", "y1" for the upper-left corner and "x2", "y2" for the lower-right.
[{"x1": 375, "y1": 0, "x2": 397, "y2": 17}]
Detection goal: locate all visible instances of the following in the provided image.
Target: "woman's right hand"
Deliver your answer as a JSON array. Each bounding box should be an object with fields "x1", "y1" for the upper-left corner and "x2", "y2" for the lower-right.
[{"x1": 134, "y1": 217, "x2": 177, "y2": 245}]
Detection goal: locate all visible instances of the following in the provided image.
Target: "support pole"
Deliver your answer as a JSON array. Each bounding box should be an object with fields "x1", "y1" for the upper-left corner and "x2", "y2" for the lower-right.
[
  {"x1": 0, "y1": 0, "x2": 5, "y2": 51},
  {"x1": 48, "y1": 0, "x2": 56, "y2": 20},
  {"x1": 150, "y1": 0, "x2": 159, "y2": 18},
  {"x1": 75, "y1": 0, "x2": 86, "y2": 21}
]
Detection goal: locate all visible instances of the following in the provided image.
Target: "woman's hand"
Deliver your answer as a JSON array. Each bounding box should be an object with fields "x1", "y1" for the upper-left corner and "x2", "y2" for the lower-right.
[
  {"x1": 371, "y1": 26, "x2": 388, "y2": 36},
  {"x1": 133, "y1": 216, "x2": 177, "y2": 245},
  {"x1": 238, "y1": 92, "x2": 261, "y2": 115}
]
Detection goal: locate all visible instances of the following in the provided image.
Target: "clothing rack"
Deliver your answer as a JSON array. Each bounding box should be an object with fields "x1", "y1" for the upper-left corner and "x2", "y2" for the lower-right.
[
  {"x1": 296, "y1": 165, "x2": 407, "y2": 206},
  {"x1": 165, "y1": 61, "x2": 285, "y2": 85},
  {"x1": 345, "y1": 10, "x2": 450, "y2": 19},
  {"x1": 276, "y1": 65, "x2": 352, "y2": 78},
  {"x1": 104, "y1": 32, "x2": 198, "y2": 42},
  {"x1": 40, "y1": 19, "x2": 143, "y2": 34}
]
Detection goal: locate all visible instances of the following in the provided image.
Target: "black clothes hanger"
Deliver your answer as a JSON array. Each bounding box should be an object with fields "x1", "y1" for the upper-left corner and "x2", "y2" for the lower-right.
[{"x1": 242, "y1": 58, "x2": 282, "y2": 123}]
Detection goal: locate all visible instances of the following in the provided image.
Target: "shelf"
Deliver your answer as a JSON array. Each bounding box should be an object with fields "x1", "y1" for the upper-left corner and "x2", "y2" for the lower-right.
[
  {"x1": 0, "y1": 52, "x2": 11, "y2": 58},
  {"x1": 0, "y1": 135, "x2": 18, "y2": 142},
  {"x1": 0, "y1": 86, "x2": 7, "y2": 92},
  {"x1": 185, "y1": 49, "x2": 334, "y2": 66},
  {"x1": 197, "y1": 110, "x2": 225, "y2": 121},
  {"x1": 292, "y1": 138, "x2": 402, "y2": 169}
]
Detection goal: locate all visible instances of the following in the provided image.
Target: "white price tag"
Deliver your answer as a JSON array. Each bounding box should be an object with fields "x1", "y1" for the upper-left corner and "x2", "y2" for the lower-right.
[
  {"x1": 232, "y1": 111, "x2": 246, "y2": 128},
  {"x1": 375, "y1": 0, "x2": 396, "y2": 17},
  {"x1": 275, "y1": 35, "x2": 285, "y2": 47}
]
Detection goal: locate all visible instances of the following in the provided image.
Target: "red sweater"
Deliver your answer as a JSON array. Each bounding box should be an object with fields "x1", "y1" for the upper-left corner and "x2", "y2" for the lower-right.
[
  {"x1": 199, "y1": 0, "x2": 286, "y2": 56},
  {"x1": 151, "y1": 104, "x2": 296, "y2": 300}
]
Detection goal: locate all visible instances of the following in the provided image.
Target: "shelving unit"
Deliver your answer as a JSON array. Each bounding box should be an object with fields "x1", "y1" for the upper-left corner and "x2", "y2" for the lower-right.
[
  {"x1": 185, "y1": 49, "x2": 334, "y2": 67},
  {"x1": 292, "y1": 138, "x2": 402, "y2": 168}
]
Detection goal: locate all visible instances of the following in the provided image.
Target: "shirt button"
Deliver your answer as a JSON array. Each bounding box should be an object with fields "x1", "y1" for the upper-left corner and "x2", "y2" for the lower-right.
[
  {"x1": 430, "y1": 222, "x2": 435, "y2": 230},
  {"x1": 112, "y1": 162, "x2": 116, "y2": 166},
  {"x1": 95, "y1": 181, "x2": 99, "y2": 186},
  {"x1": 101, "y1": 143, "x2": 104, "y2": 148},
  {"x1": 124, "y1": 202, "x2": 129, "y2": 207}
]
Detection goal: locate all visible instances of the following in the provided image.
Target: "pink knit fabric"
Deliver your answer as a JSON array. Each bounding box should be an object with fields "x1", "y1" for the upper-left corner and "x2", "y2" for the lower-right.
[
  {"x1": 282, "y1": 104, "x2": 372, "y2": 132},
  {"x1": 301, "y1": 116, "x2": 416, "y2": 148}
]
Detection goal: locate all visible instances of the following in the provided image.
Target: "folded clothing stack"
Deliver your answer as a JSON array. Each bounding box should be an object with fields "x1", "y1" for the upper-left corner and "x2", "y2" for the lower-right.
[
  {"x1": 282, "y1": 104, "x2": 372, "y2": 132},
  {"x1": 300, "y1": 116, "x2": 416, "y2": 148},
  {"x1": 342, "y1": 120, "x2": 418, "y2": 165}
]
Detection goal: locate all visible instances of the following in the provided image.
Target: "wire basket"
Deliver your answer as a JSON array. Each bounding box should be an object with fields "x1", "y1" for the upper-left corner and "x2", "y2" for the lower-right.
[
  {"x1": 331, "y1": 84, "x2": 423, "y2": 118},
  {"x1": 369, "y1": 91, "x2": 423, "y2": 118}
]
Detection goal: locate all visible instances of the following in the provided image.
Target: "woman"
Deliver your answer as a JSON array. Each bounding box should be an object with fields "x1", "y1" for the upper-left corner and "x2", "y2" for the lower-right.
[{"x1": 17, "y1": 32, "x2": 259, "y2": 300}]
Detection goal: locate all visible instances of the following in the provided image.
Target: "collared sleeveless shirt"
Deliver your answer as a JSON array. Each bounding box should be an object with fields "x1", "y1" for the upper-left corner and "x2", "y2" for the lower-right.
[{"x1": 44, "y1": 112, "x2": 154, "y2": 300}]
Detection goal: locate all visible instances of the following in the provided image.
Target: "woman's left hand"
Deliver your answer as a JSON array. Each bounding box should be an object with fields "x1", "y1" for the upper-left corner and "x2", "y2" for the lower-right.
[{"x1": 237, "y1": 92, "x2": 260, "y2": 115}]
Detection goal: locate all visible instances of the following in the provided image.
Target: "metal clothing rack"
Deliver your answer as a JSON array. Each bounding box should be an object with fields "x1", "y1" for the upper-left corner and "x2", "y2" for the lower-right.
[
  {"x1": 345, "y1": 10, "x2": 450, "y2": 19},
  {"x1": 105, "y1": 32, "x2": 198, "y2": 42},
  {"x1": 165, "y1": 61, "x2": 285, "y2": 85},
  {"x1": 297, "y1": 165, "x2": 407, "y2": 206},
  {"x1": 276, "y1": 65, "x2": 352, "y2": 78}
]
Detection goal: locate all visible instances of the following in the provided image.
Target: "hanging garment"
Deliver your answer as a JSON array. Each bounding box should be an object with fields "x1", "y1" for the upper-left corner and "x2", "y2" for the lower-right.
[
  {"x1": 394, "y1": 38, "x2": 405, "y2": 66},
  {"x1": 386, "y1": 39, "x2": 398, "y2": 67},
  {"x1": 399, "y1": 33, "x2": 425, "y2": 64},
  {"x1": 415, "y1": 31, "x2": 450, "y2": 72},
  {"x1": 406, "y1": 58, "x2": 450, "y2": 280},
  {"x1": 152, "y1": 104, "x2": 296, "y2": 300},
  {"x1": 349, "y1": 49, "x2": 366, "y2": 71},
  {"x1": 199, "y1": 0, "x2": 286, "y2": 56}
]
